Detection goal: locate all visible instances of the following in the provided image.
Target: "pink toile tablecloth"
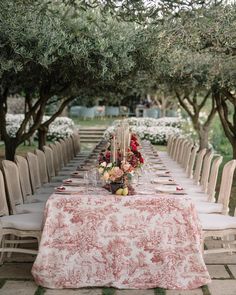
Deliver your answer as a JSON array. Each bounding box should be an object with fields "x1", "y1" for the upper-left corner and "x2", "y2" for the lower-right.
[{"x1": 32, "y1": 194, "x2": 211, "y2": 289}]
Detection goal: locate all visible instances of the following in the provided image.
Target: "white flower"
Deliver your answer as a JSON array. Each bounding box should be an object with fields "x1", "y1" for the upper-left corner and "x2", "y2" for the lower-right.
[
  {"x1": 98, "y1": 167, "x2": 104, "y2": 174},
  {"x1": 6, "y1": 114, "x2": 75, "y2": 141},
  {"x1": 100, "y1": 161, "x2": 107, "y2": 167},
  {"x1": 107, "y1": 163, "x2": 113, "y2": 168},
  {"x1": 104, "y1": 116, "x2": 183, "y2": 145}
]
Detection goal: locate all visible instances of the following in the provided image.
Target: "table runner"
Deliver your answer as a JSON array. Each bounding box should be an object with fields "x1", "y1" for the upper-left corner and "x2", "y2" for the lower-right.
[{"x1": 32, "y1": 193, "x2": 211, "y2": 289}]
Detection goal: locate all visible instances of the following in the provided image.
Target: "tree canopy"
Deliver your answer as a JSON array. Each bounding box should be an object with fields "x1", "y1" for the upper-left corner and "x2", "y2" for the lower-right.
[{"x1": 1, "y1": 0, "x2": 236, "y2": 159}]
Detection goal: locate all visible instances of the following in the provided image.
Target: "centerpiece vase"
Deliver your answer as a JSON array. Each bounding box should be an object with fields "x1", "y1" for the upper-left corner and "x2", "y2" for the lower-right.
[{"x1": 110, "y1": 181, "x2": 125, "y2": 194}]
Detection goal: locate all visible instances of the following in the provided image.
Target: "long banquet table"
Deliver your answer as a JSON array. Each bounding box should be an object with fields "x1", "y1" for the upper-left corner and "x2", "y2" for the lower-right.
[{"x1": 32, "y1": 189, "x2": 211, "y2": 289}]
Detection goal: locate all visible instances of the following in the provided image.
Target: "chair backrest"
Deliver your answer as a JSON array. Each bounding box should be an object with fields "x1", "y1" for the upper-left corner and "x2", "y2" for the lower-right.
[
  {"x1": 34, "y1": 149, "x2": 49, "y2": 184},
  {"x1": 59, "y1": 139, "x2": 69, "y2": 165},
  {"x1": 166, "y1": 135, "x2": 174, "y2": 154},
  {"x1": 207, "y1": 155, "x2": 223, "y2": 201},
  {"x1": 64, "y1": 137, "x2": 73, "y2": 161},
  {"x1": 2, "y1": 160, "x2": 23, "y2": 214},
  {"x1": 43, "y1": 145, "x2": 56, "y2": 179},
  {"x1": 15, "y1": 155, "x2": 33, "y2": 202},
  {"x1": 217, "y1": 159, "x2": 236, "y2": 214},
  {"x1": 193, "y1": 148, "x2": 207, "y2": 184},
  {"x1": 169, "y1": 136, "x2": 178, "y2": 158},
  {"x1": 49, "y1": 143, "x2": 60, "y2": 175},
  {"x1": 182, "y1": 142, "x2": 193, "y2": 169},
  {"x1": 186, "y1": 146, "x2": 198, "y2": 178},
  {"x1": 199, "y1": 150, "x2": 214, "y2": 192},
  {"x1": 66, "y1": 137, "x2": 73, "y2": 161},
  {"x1": 174, "y1": 138, "x2": 184, "y2": 162},
  {"x1": 173, "y1": 137, "x2": 182, "y2": 161},
  {"x1": 0, "y1": 170, "x2": 9, "y2": 216},
  {"x1": 55, "y1": 141, "x2": 64, "y2": 169},
  {"x1": 177, "y1": 139, "x2": 188, "y2": 164},
  {"x1": 68, "y1": 136, "x2": 75, "y2": 160},
  {"x1": 26, "y1": 152, "x2": 41, "y2": 193},
  {"x1": 71, "y1": 132, "x2": 80, "y2": 155}
]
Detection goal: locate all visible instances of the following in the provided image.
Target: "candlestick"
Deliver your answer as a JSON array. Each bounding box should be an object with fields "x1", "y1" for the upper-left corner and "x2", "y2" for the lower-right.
[
  {"x1": 123, "y1": 127, "x2": 126, "y2": 160},
  {"x1": 113, "y1": 136, "x2": 116, "y2": 163}
]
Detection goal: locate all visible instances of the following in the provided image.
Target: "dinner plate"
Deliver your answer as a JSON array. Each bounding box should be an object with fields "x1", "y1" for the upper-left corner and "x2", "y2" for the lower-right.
[
  {"x1": 54, "y1": 186, "x2": 87, "y2": 194},
  {"x1": 152, "y1": 179, "x2": 177, "y2": 185},
  {"x1": 155, "y1": 171, "x2": 171, "y2": 177},
  {"x1": 155, "y1": 185, "x2": 185, "y2": 194},
  {"x1": 63, "y1": 178, "x2": 86, "y2": 186},
  {"x1": 70, "y1": 171, "x2": 83, "y2": 178}
]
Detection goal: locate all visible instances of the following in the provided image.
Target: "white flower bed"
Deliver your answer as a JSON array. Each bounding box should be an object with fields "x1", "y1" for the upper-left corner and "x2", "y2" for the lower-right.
[
  {"x1": 6, "y1": 114, "x2": 75, "y2": 141},
  {"x1": 6, "y1": 114, "x2": 26, "y2": 137},
  {"x1": 104, "y1": 117, "x2": 182, "y2": 145},
  {"x1": 113, "y1": 117, "x2": 182, "y2": 128},
  {"x1": 132, "y1": 126, "x2": 182, "y2": 145}
]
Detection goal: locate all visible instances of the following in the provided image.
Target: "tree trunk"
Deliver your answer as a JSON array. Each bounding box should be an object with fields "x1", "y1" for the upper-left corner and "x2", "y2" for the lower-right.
[
  {"x1": 232, "y1": 140, "x2": 236, "y2": 159},
  {"x1": 38, "y1": 128, "x2": 48, "y2": 150},
  {"x1": 198, "y1": 127, "x2": 209, "y2": 150},
  {"x1": 5, "y1": 139, "x2": 18, "y2": 161}
]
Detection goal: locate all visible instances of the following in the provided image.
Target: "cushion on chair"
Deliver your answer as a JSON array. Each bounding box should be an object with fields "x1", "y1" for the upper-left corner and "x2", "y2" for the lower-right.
[
  {"x1": 1, "y1": 213, "x2": 43, "y2": 231},
  {"x1": 16, "y1": 202, "x2": 45, "y2": 214},
  {"x1": 199, "y1": 213, "x2": 236, "y2": 230},
  {"x1": 195, "y1": 202, "x2": 223, "y2": 214}
]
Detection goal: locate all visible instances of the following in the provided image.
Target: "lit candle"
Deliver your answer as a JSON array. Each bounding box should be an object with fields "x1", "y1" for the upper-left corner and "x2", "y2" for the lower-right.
[
  {"x1": 113, "y1": 136, "x2": 116, "y2": 163},
  {"x1": 123, "y1": 127, "x2": 126, "y2": 159}
]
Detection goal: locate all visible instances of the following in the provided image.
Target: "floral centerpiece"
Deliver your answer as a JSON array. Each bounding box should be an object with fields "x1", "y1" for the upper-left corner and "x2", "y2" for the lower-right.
[{"x1": 98, "y1": 130, "x2": 144, "y2": 195}]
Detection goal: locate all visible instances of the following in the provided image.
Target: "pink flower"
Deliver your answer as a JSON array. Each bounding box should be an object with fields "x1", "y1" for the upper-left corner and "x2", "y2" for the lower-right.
[
  {"x1": 102, "y1": 171, "x2": 110, "y2": 181},
  {"x1": 109, "y1": 167, "x2": 124, "y2": 182},
  {"x1": 122, "y1": 162, "x2": 132, "y2": 172}
]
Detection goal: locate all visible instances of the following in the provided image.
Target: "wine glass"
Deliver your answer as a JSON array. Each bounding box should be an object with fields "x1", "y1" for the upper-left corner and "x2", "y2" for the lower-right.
[
  {"x1": 90, "y1": 168, "x2": 98, "y2": 190},
  {"x1": 83, "y1": 171, "x2": 89, "y2": 194}
]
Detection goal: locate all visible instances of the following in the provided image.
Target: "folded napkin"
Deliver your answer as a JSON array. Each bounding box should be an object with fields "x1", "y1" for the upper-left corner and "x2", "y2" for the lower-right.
[
  {"x1": 71, "y1": 171, "x2": 83, "y2": 178},
  {"x1": 155, "y1": 185, "x2": 185, "y2": 194},
  {"x1": 64, "y1": 179, "x2": 73, "y2": 183},
  {"x1": 152, "y1": 178, "x2": 176, "y2": 185},
  {"x1": 155, "y1": 171, "x2": 171, "y2": 177},
  {"x1": 55, "y1": 186, "x2": 67, "y2": 192},
  {"x1": 63, "y1": 178, "x2": 86, "y2": 186}
]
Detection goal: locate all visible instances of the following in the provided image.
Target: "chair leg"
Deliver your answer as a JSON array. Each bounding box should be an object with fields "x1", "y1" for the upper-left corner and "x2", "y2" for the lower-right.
[
  {"x1": 0, "y1": 234, "x2": 5, "y2": 265},
  {"x1": 6, "y1": 234, "x2": 18, "y2": 258}
]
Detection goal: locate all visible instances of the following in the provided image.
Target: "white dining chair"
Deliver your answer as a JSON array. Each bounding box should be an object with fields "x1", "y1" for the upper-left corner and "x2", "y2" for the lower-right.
[
  {"x1": 15, "y1": 155, "x2": 49, "y2": 202},
  {"x1": 185, "y1": 155, "x2": 223, "y2": 202},
  {"x1": 195, "y1": 160, "x2": 236, "y2": 215},
  {"x1": 199, "y1": 208, "x2": 236, "y2": 254},
  {"x1": 2, "y1": 160, "x2": 45, "y2": 214},
  {"x1": 0, "y1": 170, "x2": 42, "y2": 263}
]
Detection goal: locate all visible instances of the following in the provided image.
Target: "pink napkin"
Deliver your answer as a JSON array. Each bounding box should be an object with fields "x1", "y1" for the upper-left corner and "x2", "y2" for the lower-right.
[
  {"x1": 56, "y1": 186, "x2": 66, "y2": 191},
  {"x1": 176, "y1": 186, "x2": 184, "y2": 191},
  {"x1": 64, "y1": 179, "x2": 72, "y2": 184}
]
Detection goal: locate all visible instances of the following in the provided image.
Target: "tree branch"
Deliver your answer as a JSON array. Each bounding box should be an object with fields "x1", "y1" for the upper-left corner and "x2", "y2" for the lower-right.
[
  {"x1": 40, "y1": 96, "x2": 74, "y2": 128},
  {"x1": 204, "y1": 99, "x2": 217, "y2": 128},
  {"x1": 175, "y1": 89, "x2": 193, "y2": 118},
  {"x1": 215, "y1": 92, "x2": 235, "y2": 144},
  {"x1": 199, "y1": 90, "x2": 211, "y2": 110}
]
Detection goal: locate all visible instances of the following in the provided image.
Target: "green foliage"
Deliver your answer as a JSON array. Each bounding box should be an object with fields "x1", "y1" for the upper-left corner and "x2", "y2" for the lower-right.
[{"x1": 211, "y1": 115, "x2": 232, "y2": 156}]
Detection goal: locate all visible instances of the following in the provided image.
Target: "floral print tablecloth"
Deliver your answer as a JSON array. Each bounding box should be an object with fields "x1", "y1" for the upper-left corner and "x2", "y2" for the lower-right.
[{"x1": 32, "y1": 194, "x2": 211, "y2": 289}]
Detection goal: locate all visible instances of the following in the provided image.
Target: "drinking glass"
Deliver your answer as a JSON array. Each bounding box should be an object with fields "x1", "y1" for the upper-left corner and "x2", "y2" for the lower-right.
[
  {"x1": 83, "y1": 171, "x2": 89, "y2": 194},
  {"x1": 90, "y1": 168, "x2": 98, "y2": 190}
]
